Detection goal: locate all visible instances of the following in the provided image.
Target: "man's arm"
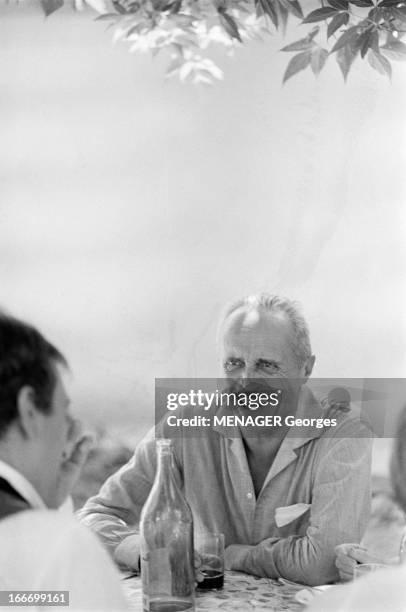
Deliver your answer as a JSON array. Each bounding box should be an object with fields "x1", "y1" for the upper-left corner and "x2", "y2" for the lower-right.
[
  {"x1": 224, "y1": 431, "x2": 372, "y2": 586},
  {"x1": 76, "y1": 427, "x2": 161, "y2": 569}
]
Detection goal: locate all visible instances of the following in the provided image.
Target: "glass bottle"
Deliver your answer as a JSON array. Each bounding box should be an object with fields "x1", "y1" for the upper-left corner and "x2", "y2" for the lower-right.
[{"x1": 140, "y1": 439, "x2": 195, "y2": 612}]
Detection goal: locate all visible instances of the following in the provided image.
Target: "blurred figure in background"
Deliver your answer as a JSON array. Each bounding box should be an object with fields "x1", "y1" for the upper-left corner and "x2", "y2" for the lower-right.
[
  {"x1": 335, "y1": 405, "x2": 406, "y2": 581},
  {"x1": 307, "y1": 405, "x2": 406, "y2": 611},
  {"x1": 0, "y1": 311, "x2": 127, "y2": 610}
]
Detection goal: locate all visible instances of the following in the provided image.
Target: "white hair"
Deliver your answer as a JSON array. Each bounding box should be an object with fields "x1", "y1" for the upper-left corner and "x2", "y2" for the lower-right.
[{"x1": 218, "y1": 293, "x2": 312, "y2": 367}]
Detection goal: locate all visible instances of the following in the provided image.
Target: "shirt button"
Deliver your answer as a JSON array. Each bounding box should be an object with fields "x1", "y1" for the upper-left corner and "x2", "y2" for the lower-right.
[{"x1": 247, "y1": 492, "x2": 253, "y2": 500}]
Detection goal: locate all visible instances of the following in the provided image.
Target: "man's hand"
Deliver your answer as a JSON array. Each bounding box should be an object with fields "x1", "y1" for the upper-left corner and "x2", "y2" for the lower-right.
[
  {"x1": 114, "y1": 534, "x2": 141, "y2": 571},
  {"x1": 224, "y1": 545, "x2": 235, "y2": 571},
  {"x1": 115, "y1": 536, "x2": 205, "y2": 583},
  {"x1": 194, "y1": 551, "x2": 204, "y2": 585},
  {"x1": 335, "y1": 543, "x2": 386, "y2": 581},
  {"x1": 54, "y1": 418, "x2": 94, "y2": 508}
]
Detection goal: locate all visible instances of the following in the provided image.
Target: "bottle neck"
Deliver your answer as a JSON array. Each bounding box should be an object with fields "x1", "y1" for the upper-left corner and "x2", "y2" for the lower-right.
[
  {"x1": 141, "y1": 441, "x2": 193, "y2": 525},
  {"x1": 156, "y1": 448, "x2": 179, "y2": 496}
]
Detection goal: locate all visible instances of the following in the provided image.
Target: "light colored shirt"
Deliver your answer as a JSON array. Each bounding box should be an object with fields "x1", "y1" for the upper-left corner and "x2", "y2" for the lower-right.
[
  {"x1": 78, "y1": 387, "x2": 372, "y2": 586},
  {"x1": 0, "y1": 460, "x2": 46, "y2": 510},
  {"x1": 0, "y1": 510, "x2": 128, "y2": 611},
  {"x1": 0, "y1": 459, "x2": 73, "y2": 514}
]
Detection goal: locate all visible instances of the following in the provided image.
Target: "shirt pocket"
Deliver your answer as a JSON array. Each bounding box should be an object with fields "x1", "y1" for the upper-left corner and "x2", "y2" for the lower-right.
[{"x1": 275, "y1": 503, "x2": 311, "y2": 536}]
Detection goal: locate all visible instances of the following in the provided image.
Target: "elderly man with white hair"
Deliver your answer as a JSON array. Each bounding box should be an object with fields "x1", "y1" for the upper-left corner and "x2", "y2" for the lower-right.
[{"x1": 78, "y1": 293, "x2": 372, "y2": 586}]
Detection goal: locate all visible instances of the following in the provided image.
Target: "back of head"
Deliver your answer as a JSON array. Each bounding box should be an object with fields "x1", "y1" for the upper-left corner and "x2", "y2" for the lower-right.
[{"x1": 0, "y1": 311, "x2": 66, "y2": 439}]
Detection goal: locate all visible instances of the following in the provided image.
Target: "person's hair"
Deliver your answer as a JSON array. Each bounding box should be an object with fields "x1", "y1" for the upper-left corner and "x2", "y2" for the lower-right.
[
  {"x1": 390, "y1": 405, "x2": 406, "y2": 513},
  {"x1": 218, "y1": 293, "x2": 312, "y2": 367},
  {"x1": 0, "y1": 311, "x2": 67, "y2": 438}
]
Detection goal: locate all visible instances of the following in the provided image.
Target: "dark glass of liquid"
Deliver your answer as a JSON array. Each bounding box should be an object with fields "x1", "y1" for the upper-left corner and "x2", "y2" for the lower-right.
[{"x1": 198, "y1": 569, "x2": 224, "y2": 590}]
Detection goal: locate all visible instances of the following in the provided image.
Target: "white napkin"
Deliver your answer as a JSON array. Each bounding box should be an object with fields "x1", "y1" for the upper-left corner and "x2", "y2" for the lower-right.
[
  {"x1": 275, "y1": 503, "x2": 311, "y2": 527},
  {"x1": 295, "y1": 585, "x2": 333, "y2": 604}
]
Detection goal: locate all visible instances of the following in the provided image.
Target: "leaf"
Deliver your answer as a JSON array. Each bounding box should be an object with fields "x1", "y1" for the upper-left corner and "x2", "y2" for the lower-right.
[
  {"x1": 349, "y1": 0, "x2": 373, "y2": 6},
  {"x1": 358, "y1": 28, "x2": 379, "y2": 57},
  {"x1": 367, "y1": 7, "x2": 384, "y2": 20},
  {"x1": 257, "y1": 0, "x2": 279, "y2": 27},
  {"x1": 378, "y1": 0, "x2": 403, "y2": 6},
  {"x1": 302, "y1": 6, "x2": 338, "y2": 22},
  {"x1": 218, "y1": 10, "x2": 242, "y2": 41},
  {"x1": 275, "y1": 1, "x2": 289, "y2": 33},
  {"x1": 287, "y1": 0, "x2": 303, "y2": 17},
  {"x1": 282, "y1": 50, "x2": 311, "y2": 81},
  {"x1": 278, "y1": 0, "x2": 303, "y2": 18},
  {"x1": 95, "y1": 12, "x2": 120, "y2": 20},
  {"x1": 392, "y1": 6, "x2": 406, "y2": 22},
  {"x1": 171, "y1": 0, "x2": 182, "y2": 12},
  {"x1": 328, "y1": 0, "x2": 349, "y2": 9},
  {"x1": 281, "y1": 36, "x2": 315, "y2": 51},
  {"x1": 381, "y1": 38, "x2": 406, "y2": 60},
  {"x1": 336, "y1": 42, "x2": 358, "y2": 79},
  {"x1": 380, "y1": 47, "x2": 406, "y2": 61},
  {"x1": 85, "y1": 0, "x2": 110, "y2": 12},
  {"x1": 161, "y1": 0, "x2": 182, "y2": 12},
  {"x1": 112, "y1": 1, "x2": 127, "y2": 13},
  {"x1": 40, "y1": 0, "x2": 64, "y2": 16},
  {"x1": 166, "y1": 56, "x2": 185, "y2": 76},
  {"x1": 311, "y1": 47, "x2": 329, "y2": 74},
  {"x1": 330, "y1": 26, "x2": 360, "y2": 52},
  {"x1": 309, "y1": 25, "x2": 321, "y2": 39},
  {"x1": 327, "y1": 11, "x2": 349, "y2": 38},
  {"x1": 368, "y1": 48, "x2": 392, "y2": 78},
  {"x1": 125, "y1": 23, "x2": 145, "y2": 36},
  {"x1": 368, "y1": 29, "x2": 379, "y2": 54}
]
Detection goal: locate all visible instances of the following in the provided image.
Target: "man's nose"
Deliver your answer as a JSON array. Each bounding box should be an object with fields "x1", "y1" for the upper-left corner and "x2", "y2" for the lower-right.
[{"x1": 240, "y1": 365, "x2": 255, "y2": 384}]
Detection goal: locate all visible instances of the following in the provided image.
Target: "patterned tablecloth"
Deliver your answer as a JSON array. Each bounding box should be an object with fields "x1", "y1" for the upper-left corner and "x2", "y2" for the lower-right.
[{"x1": 122, "y1": 570, "x2": 304, "y2": 611}]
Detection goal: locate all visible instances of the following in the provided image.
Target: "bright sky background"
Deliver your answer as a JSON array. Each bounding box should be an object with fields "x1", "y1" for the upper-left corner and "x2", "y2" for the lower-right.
[{"x1": 0, "y1": 1, "x2": 405, "y2": 470}]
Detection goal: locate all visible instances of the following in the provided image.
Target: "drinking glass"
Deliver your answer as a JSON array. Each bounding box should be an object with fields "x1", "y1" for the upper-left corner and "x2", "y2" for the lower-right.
[
  {"x1": 195, "y1": 532, "x2": 225, "y2": 590},
  {"x1": 353, "y1": 563, "x2": 387, "y2": 580}
]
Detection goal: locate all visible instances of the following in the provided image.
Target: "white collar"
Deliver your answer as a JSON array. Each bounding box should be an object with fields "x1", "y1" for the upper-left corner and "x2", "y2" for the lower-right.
[{"x1": 0, "y1": 459, "x2": 46, "y2": 510}]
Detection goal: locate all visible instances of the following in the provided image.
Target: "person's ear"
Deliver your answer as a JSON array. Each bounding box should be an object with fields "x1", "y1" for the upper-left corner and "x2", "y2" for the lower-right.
[
  {"x1": 303, "y1": 355, "x2": 316, "y2": 381},
  {"x1": 16, "y1": 386, "x2": 41, "y2": 439}
]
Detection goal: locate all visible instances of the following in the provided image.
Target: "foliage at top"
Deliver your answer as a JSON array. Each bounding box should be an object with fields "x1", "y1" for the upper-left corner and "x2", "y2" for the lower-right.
[{"x1": 40, "y1": 0, "x2": 406, "y2": 83}]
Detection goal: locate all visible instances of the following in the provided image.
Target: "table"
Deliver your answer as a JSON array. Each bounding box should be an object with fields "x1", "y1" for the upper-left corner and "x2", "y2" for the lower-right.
[{"x1": 122, "y1": 570, "x2": 303, "y2": 611}]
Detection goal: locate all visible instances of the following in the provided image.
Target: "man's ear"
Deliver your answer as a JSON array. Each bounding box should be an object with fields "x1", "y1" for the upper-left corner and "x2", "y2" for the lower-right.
[
  {"x1": 303, "y1": 354, "x2": 316, "y2": 381},
  {"x1": 16, "y1": 386, "x2": 40, "y2": 439}
]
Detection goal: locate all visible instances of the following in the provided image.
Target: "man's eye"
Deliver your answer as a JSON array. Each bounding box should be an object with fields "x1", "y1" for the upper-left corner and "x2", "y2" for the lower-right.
[
  {"x1": 224, "y1": 359, "x2": 243, "y2": 372},
  {"x1": 262, "y1": 362, "x2": 278, "y2": 371}
]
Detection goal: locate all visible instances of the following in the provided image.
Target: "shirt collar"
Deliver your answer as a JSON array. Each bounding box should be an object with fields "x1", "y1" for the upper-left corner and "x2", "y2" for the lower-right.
[
  {"x1": 0, "y1": 460, "x2": 46, "y2": 510},
  {"x1": 222, "y1": 386, "x2": 325, "y2": 488},
  {"x1": 212, "y1": 383, "x2": 324, "y2": 445}
]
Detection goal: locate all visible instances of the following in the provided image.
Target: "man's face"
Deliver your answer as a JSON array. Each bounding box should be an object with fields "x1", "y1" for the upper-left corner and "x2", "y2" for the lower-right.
[
  {"x1": 221, "y1": 307, "x2": 311, "y2": 412},
  {"x1": 37, "y1": 365, "x2": 72, "y2": 499}
]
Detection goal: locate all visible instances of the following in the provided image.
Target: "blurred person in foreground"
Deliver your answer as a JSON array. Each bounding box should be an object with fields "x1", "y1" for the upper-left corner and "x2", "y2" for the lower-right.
[
  {"x1": 78, "y1": 293, "x2": 373, "y2": 586},
  {"x1": 335, "y1": 405, "x2": 406, "y2": 582},
  {"x1": 307, "y1": 406, "x2": 406, "y2": 611},
  {"x1": 0, "y1": 311, "x2": 127, "y2": 610}
]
